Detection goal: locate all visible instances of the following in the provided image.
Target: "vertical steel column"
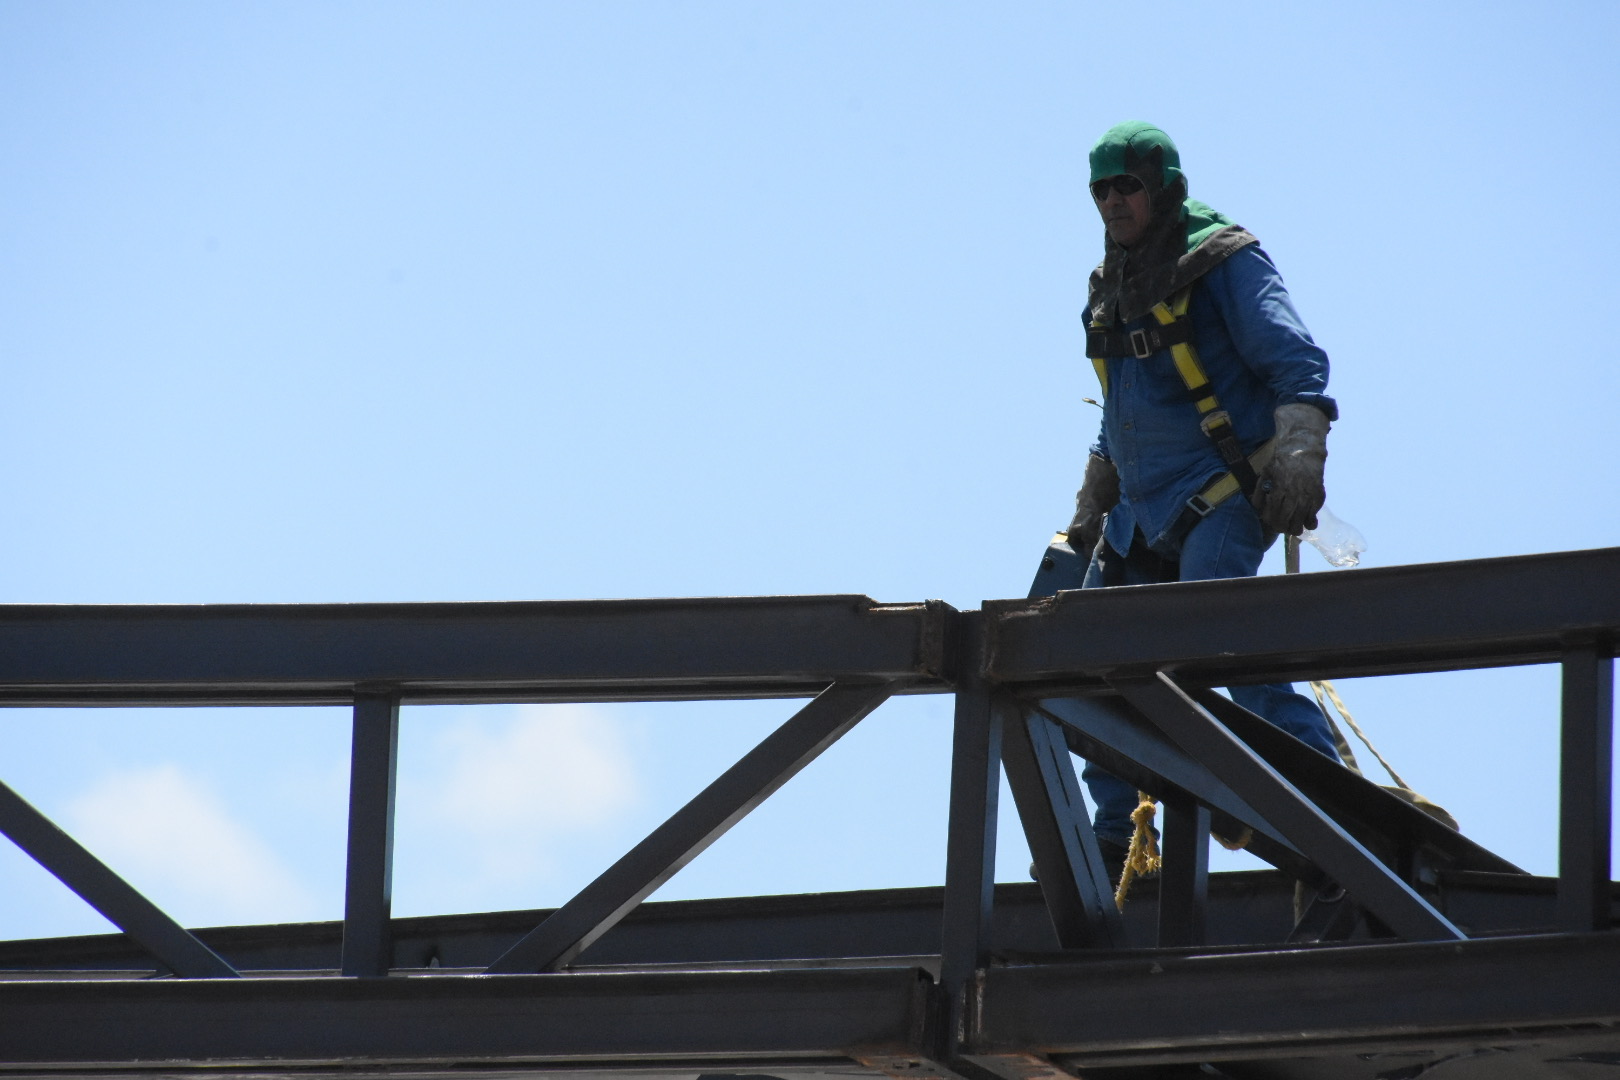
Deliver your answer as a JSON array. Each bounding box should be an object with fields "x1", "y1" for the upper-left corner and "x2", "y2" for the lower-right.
[
  {"x1": 342, "y1": 691, "x2": 400, "y2": 977},
  {"x1": 1157, "y1": 796, "x2": 1209, "y2": 947},
  {"x1": 939, "y1": 612, "x2": 1001, "y2": 1053},
  {"x1": 1558, "y1": 645, "x2": 1615, "y2": 932}
]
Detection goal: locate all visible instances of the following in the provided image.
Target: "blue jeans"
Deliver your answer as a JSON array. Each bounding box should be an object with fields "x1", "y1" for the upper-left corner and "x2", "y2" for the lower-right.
[{"x1": 1079, "y1": 496, "x2": 1341, "y2": 845}]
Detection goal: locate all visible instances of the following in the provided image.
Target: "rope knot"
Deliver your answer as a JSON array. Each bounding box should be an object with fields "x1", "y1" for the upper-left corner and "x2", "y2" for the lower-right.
[{"x1": 1113, "y1": 792, "x2": 1162, "y2": 910}]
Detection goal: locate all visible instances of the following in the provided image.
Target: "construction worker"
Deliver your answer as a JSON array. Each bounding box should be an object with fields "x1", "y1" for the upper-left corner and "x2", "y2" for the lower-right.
[{"x1": 1069, "y1": 121, "x2": 1341, "y2": 873}]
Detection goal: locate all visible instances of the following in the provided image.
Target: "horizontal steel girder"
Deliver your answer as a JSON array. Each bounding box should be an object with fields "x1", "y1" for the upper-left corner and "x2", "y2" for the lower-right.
[
  {"x1": 12, "y1": 929, "x2": 1620, "y2": 1077},
  {"x1": 970, "y1": 929, "x2": 1620, "y2": 1072},
  {"x1": 985, "y1": 545, "x2": 1620, "y2": 691},
  {"x1": 0, "y1": 549, "x2": 1613, "y2": 707},
  {"x1": 0, "y1": 596, "x2": 952, "y2": 705},
  {"x1": 0, "y1": 966, "x2": 932, "y2": 1070},
  {"x1": 5, "y1": 873, "x2": 1601, "y2": 976}
]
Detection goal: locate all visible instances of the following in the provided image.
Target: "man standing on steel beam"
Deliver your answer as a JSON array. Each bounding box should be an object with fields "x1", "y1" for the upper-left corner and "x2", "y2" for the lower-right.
[{"x1": 1068, "y1": 121, "x2": 1341, "y2": 873}]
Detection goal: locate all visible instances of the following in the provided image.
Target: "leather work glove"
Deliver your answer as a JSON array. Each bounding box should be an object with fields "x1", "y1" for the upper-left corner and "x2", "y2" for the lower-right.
[
  {"x1": 1253, "y1": 402, "x2": 1329, "y2": 535},
  {"x1": 1066, "y1": 453, "x2": 1120, "y2": 554}
]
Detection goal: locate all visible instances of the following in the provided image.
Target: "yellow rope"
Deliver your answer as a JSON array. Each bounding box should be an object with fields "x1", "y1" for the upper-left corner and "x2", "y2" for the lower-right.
[
  {"x1": 1285, "y1": 538, "x2": 1455, "y2": 829},
  {"x1": 1311, "y1": 678, "x2": 1411, "y2": 790},
  {"x1": 1309, "y1": 681, "x2": 1364, "y2": 775},
  {"x1": 1113, "y1": 792, "x2": 1162, "y2": 910}
]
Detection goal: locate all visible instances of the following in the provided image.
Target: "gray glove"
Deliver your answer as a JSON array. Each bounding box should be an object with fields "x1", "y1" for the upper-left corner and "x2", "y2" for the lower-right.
[
  {"x1": 1253, "y1": 403, "x2": 1329, "y2": 535},
  {"x1": 1067, "y1": 453, "x2": 1120, "y2": 554}
]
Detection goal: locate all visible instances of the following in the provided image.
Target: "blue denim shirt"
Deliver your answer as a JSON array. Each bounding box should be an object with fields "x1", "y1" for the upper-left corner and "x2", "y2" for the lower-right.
[{"x1": 1093, "y1": 244, "x2": 1337, "y2": 557}]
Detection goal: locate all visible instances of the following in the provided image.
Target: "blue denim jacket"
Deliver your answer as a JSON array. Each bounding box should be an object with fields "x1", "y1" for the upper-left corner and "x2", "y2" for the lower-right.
[{"x1": 1093, "y1": 244, "x2": 1337, "y2": 557}]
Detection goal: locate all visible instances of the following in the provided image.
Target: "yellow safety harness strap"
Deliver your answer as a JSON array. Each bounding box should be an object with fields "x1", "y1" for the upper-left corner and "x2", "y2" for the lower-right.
[
  {"x1": 1087, "y1": 287, "x2": 1266, "y2": 543},
  {"x1": 1151, "y1": 292, "x2": 1220, "y2": 415},
  {"x1": 1149, "y1": 290, "x2": 1263, "y2": 500},
  {"x1": 1163, "y1": 439, "x2": 1275, "y2": 538}
]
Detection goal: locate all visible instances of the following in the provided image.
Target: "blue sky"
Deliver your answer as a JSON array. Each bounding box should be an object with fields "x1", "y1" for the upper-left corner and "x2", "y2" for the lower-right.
[{"x1": 1, "y1": 2, "x2": 1616, "y2": 940}]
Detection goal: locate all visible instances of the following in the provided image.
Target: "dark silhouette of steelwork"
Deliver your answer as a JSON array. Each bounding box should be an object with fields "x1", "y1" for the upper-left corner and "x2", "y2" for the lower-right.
[{"x1": 0, "y1": 547, "x2": 1615, "y2": 1078}]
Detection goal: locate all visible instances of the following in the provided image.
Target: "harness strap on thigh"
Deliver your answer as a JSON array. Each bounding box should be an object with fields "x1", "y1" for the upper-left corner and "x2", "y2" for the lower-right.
[{"x1": 1164, "y1": 439, "x2": 1276, "y2": 544}]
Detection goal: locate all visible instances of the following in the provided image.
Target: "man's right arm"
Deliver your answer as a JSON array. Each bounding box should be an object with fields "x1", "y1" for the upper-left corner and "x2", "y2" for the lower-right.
[{"x1": 1068, "y1": 442, "x2": 1119, "y2": 554}]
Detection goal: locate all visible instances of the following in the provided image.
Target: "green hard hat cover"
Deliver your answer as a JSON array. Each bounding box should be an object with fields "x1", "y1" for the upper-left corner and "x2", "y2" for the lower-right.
[{"x1": 1088, "y1": 121, "x2": 1185, "y2": 192}]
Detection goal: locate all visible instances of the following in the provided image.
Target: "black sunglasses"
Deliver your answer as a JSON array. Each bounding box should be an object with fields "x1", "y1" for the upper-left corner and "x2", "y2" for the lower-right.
[{"x1": 1090, "y1": 174, "x2": 1145, "y2": 201}]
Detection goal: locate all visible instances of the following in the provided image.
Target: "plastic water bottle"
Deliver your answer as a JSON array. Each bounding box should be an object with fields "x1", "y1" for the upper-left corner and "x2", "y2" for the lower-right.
[{"x1": 1301, "y1": 506, "x2": 1367, "y2": 568}]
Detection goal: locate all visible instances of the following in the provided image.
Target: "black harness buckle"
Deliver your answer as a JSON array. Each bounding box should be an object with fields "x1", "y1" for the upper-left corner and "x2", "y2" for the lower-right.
[{"x1": 1129, "y1": 328, "x2": 1152, "y2": 358}]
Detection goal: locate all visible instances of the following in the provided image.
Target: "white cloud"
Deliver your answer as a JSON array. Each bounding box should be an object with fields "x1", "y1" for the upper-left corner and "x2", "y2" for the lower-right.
[
  {"x1": 412, "y1": 703, "x2": 640, "y2": 883},
  {"x1": 65, "y1": 764, "x2": 318, "y2": 926}
]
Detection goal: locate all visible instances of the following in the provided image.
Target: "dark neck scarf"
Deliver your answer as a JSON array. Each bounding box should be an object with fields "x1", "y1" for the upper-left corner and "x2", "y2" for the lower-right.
[{"x1": 1088, "y1": 179, "x2": 1258, "y2": 326}]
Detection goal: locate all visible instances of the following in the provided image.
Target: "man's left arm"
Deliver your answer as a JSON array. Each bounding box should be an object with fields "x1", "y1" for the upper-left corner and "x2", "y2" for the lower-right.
[
  {"x1": 1210, "y1": 245, "x2": 1335, "y2": 534},
  {"x1": 1212, "y1": 245, "x2": 1337, "y2": 419}
]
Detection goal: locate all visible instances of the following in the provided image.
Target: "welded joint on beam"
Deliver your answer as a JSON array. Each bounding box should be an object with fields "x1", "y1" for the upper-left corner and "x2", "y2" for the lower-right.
[
  {"x1": 939, "y1": 972, "x2": 1064, "y2": 1080},
  {"x1": 858, "y1": 1054, "x2": 996, "y2": 1080},
  {"x1": 958, "y1": 1054, "x2": 1074, "y2": 1080},
  {"x1": 919, "y1": 599, "x2": 962, "y2": 684}
]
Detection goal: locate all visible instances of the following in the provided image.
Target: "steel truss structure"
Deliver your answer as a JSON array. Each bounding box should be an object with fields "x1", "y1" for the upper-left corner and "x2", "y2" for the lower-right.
[{"x1": 0, "y1": 547, "x2": 1616, "y2": 1079}]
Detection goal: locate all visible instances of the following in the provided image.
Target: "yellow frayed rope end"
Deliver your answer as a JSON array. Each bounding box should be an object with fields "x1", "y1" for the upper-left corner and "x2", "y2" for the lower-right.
[{"x1": 1114, "y1": 792, "x2": 1162, "y2": 910}]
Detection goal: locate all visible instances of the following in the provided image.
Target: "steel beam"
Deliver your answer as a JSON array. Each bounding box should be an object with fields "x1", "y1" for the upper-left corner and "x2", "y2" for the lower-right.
[
  {"x1": 973, "y1": 931, "x2": 1620, "y2": 1071},
  {"x1": 986, "y1": 546, "x2": 1620, "y2": 691},
  {"x1": 487, "y1": 681, "x2": 895, "y2": 974},
  {"x1": 938, "y1": 613, "x2": 1000, "y2": 1063},
  {"x1": 8, "y1": 870, "x2": 1602, "y2": 976},
  {"x1": 1183, "y1": 686, "x2": 1522, "y2": 875},
  {"x1": 1559, "y1": 645, "x2": 1615, "y2": 932},
  {"x1": 1109, "y1": 673, "x2": 1464, "y2": 942},
  {"x1": 0, "y1": 966, "x2": 931, "y2": 1068},
  {"x1": 1157, "y1": 796, "x2": 1209, "y2": 947},
  {"x1": 0, "y1": 780, "x2": 238, "y2": 978},
  {"x1": 0, "y1": 596, "x2": 950, "y2": 705},
  {"x1": 342, "y1": 691, "x2": 400, "y2": 977},
  {"x1": 999, "y1": 705, "x2": 1121, "y2": 948}
]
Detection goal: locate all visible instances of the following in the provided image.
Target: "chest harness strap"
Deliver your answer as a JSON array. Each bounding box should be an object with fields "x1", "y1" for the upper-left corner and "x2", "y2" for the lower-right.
[{"x1": 1087, "y1": 288, "x2": 1273, "y2": 539}]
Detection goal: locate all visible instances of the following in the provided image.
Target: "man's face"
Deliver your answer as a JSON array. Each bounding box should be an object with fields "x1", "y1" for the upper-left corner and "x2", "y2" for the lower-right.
[{"x1": 1092, "y1": 174, "x2": 1153, "y2": 247}]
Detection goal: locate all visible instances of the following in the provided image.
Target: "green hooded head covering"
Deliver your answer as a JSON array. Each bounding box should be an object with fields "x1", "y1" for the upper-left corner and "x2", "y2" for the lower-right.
[{"x1": 1086, "y1": 121, "x2": 1257, "y2": 326}]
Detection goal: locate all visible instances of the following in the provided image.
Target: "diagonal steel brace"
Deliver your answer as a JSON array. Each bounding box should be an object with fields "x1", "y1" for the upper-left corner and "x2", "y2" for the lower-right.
[
  {"x1": 0, "y1": 780, "x2": 238, "y2": 977},
  {"x1": 487, "y1": 680, "x2": 895, "y2": 973},
  {"x1": 1109, "y1": 672, "x2": 1464, "y2": 942}
]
